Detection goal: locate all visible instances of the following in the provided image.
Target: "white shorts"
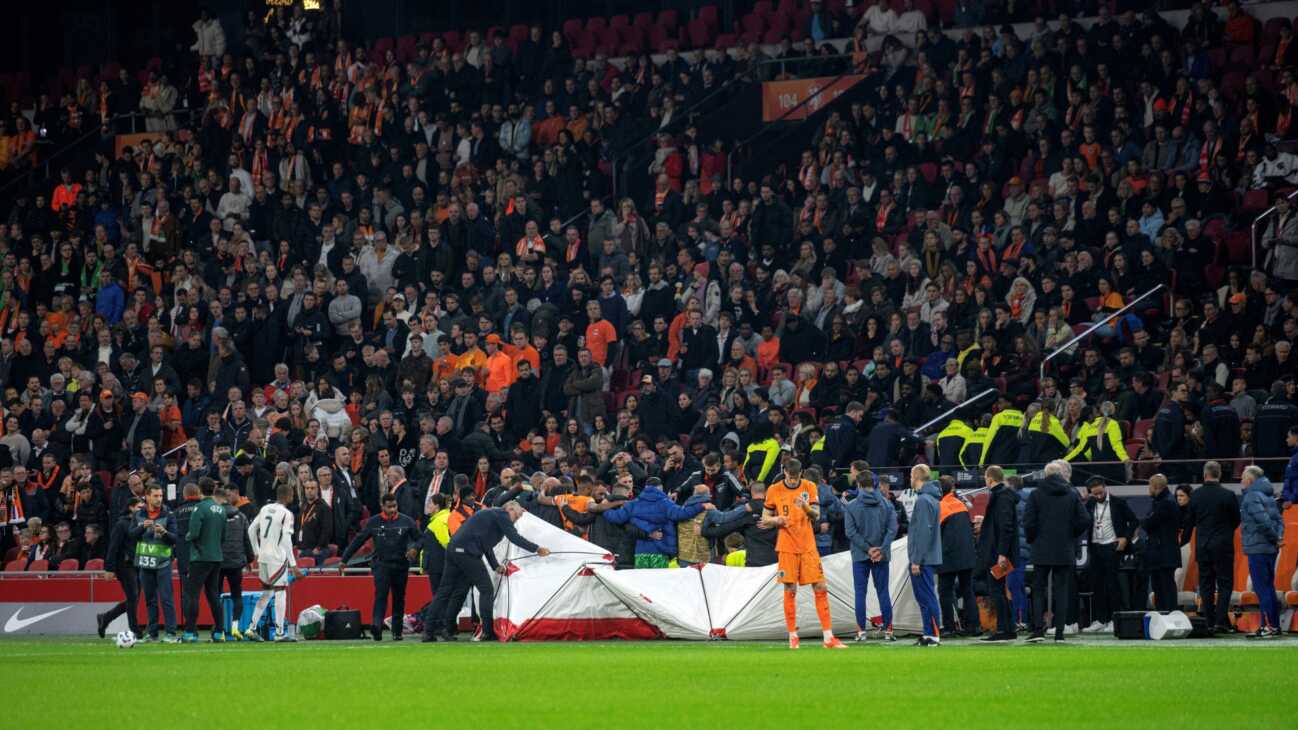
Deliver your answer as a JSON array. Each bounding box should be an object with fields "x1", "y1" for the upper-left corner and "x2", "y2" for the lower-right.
[{"x1": 258, "y1": 558, "x2": 292, "y2": 588}]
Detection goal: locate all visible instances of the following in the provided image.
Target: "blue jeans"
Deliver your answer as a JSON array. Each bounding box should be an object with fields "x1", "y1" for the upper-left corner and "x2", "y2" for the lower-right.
[
  {"x1": 851, "y1": 560, "x2": 892, "y2": 630},
  {"x1": 1247, "y1": 554, "x2": 1280, "y2": 630},
  {"x1": 1008, "y1": 561, "x2": 1028, "y2": 624},
  {"x1": 911, "y1": 564, "x2": 941, "y2": 638},
  {"x1": 139, "y1": 564, "x2": 176, "y2": 638}
]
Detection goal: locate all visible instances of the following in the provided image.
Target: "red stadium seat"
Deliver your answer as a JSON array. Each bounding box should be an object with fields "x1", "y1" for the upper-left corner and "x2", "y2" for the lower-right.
[
  {"x1": 27, "y1": 560, "x2": 49, "y2": 572},
  {"x1": 699, "y1": 5, "x2": 720, "y2": 30},
  {"x1": 633, "y1": 12, "x2": 655, "y2": 29},
  {"x1": 297, "y1": 557, "x2": 316, "y2": 568},
  {"x1": 754, "y1": 1, "x2": 776, "y2": 19},
  {"x1": 687, "y1": 19, "x2": 713, "y2": 49},
  {"x1": 58, "y1": 559, "x2": 80, "y2": 571},
  {"x1": 4, "y1": 560, "x2": 23, "y2": 572},
  {"x1": 610, "y1": 15, "x2": 630, "y2": 29},
  {"x1": 323, "y1": 557, "x2": 342, "y2": 567},
  {"x1": 657, "y1": 10, "x2": 679, "y2": 32},
  {"x1": 587, "y1": 17, "x2": 608, "y2": 35},
  {"x1": 562, "y1": 18, "x2": 584, "y2": 43},
  {"x1": 84, "y1": 559, "x2": 105, "y2": 571}
]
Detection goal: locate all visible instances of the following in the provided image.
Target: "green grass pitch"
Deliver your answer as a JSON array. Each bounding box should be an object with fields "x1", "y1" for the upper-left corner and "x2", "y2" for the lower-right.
[{"x1": 4, "y1": 636, "x2": 1295, "y2": 728}]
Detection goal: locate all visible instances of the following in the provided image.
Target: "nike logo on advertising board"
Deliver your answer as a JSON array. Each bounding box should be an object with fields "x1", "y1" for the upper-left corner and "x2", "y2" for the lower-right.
[{"x1": 4, "y1": 606, "x2": 73, "y2": 633}]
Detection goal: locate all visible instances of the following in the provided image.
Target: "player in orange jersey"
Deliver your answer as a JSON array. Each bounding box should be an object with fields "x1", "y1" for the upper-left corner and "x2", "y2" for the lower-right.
[{"x1": 758, "y1": 458, "x2": 847, "y2": 650}]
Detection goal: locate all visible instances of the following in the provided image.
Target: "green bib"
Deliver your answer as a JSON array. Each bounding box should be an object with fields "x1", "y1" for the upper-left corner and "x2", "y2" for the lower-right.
[{"x1": 134, "y1": 540, "x2": 173, "y2": 569}]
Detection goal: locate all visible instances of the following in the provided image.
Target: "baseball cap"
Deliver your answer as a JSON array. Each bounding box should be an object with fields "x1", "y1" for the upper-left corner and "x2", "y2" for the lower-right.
[
  {"x1": 657, "y1": 358, "x2": 673, "y2": 368},
  {"x1": 1229, "y1": 293, "x2": 1247, "y2": 305},
  {"x1": 641, "y1": 374, "x2": 654, "y2": 385},
  {"x1": 99, "y1": 389, "x2": 115, "y2": 399},
  {"x1": 131, "y1": 392, "x2": 149, "y2": 401},
  {"x1": 1008, "y1": 176, "x2": 1023, "y2": 186},
  {"x1": 486, "y1": 334, "x2": 503, "y2": 345},
  {"x1": 1197, "y1": 171, "x2": 1212, "y2": 182}
]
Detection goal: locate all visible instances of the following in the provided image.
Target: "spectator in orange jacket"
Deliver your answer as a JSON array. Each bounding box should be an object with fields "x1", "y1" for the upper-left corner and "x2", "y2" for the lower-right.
[{"x1": 51, "y1": 169, "x2": 81, "y2": 211}]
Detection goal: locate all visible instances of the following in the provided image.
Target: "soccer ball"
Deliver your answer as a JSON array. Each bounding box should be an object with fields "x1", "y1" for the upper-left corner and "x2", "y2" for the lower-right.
[{"x1": 115, "y1": 630, "x2": 137, "y2": 649}]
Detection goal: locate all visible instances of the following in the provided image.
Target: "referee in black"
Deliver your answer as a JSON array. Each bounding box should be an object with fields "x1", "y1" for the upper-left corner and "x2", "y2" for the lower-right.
[
  {"x1": 422, "y1": 501, "x2": 551, "y2": 642},
  {"x1": 339, "y1": 494, "x2": 420, "y2": 641}
]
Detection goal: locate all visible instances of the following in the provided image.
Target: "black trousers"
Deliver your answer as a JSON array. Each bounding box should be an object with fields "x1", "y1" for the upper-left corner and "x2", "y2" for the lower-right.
[
  {"x1": 938, "y1": 569, "x2": 978, "y2": 633},
  {"x1": 1032, "y1": 564, "x2": 1073, "y2": 639},
  {"x1": 219, "y1": 568, "x2": 244, "y2": 622},
  {"x1": 1150, "y1": 568, "x2": 1177, "y2": 612},
  {"x1": 427, "y1": 550, "x2": 495, "y2": 638},
  {"x1": 422, "y1": 552, "x2": 444, "y2": 630},
  {"x1": 1197, "y1": 546, "x2": 1235, "y2": 628},
  {"x1": 371, "y1": 562, "x2": 410, "y2": 636},
  {"x1": 1088, "y1": 543, "x2": 1123, "y2": 623},
  {"x1": 989, "y1": 571, "x2": 1013, "y2": 634},
  {"x1": 184, "y1": 561, "x2": 223, "y2": 634},
  {"x1": 102, "y1": 568, "x2": 141, "y2": 633}
]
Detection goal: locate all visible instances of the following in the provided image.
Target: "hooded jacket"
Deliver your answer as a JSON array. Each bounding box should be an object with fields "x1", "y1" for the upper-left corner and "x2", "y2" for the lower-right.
[
  {"x1": 1024, "y1": 474, "x2": 1089, "y2": 566},
  {"x1": 843, "y1": 487, "x2": 897, "y2": 563},
  {"x1": 603, "y1": 484, "x2": 705, "y2": 556},
  {"x1": 907, "y1": 481, "x2": 943, "y2": 566},
  {"x1": 1241, "y1": 476, "x2": 1285, "y2": 555}
]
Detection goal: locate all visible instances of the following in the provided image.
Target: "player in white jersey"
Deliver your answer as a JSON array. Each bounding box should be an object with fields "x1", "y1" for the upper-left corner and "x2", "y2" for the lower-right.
[{"x1": 244, "y1": 484, "x2": 302, "y2": 641}]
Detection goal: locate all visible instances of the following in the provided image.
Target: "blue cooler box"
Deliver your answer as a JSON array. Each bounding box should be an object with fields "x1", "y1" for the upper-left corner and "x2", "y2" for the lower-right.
[{"x1": 221, "y1": 592, "x2": 275, "y2": 638}]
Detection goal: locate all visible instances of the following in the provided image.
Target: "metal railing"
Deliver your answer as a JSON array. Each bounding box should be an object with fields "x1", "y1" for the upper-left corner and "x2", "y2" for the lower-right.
[
  {"x1": 912, "y1": 387, "x2": 996, "y2": 436},
  {"x1": 1250, "y1": 187, "x2": 1298, "y2": 271},
  {"x1": 0, "y1": 108, "x2": 205, "y2": 198},
  {"x1": 1038, "y1": 284, "x2": 1165, "y2": 383},
  {"x1": 727, "y1": 65, "x2": 864, "y2": 187}
]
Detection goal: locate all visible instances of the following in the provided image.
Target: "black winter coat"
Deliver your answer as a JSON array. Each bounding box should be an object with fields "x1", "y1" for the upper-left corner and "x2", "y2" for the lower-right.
[
  {"x1": 1141, "y1": 489, "x2": 1182, "y2": 571},
  {"x1": 939, "y1": 506, "x2": 977, "y2": 574},
  {"x1": 1024, "y1": 475, "x2": 1089, "y2": 566},
  {"x1": 701, "y1": 497, "x2": 778, "y2": 567},
  {"x1": 1186, "y1": 481, "x2": 1240, "y2": 556},
  {"x1": 976, "y1": 483, "x2": 1018, "y2": 572}
]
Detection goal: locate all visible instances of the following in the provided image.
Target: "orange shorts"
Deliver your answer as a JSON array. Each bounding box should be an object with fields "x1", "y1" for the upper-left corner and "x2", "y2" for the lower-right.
[{"x1": 776, "y1": 551, "x2": 825, "y2": 585}]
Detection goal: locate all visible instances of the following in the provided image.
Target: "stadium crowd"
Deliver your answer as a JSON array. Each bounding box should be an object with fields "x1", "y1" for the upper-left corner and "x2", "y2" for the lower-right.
[{"x1": 0, "y1": 0, "x2": 1295, "y2": 642}]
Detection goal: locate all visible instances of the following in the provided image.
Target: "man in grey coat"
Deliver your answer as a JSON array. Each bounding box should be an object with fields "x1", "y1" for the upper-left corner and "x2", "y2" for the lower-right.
[
  {"x1": 1262, "y1": 194, "x2": 1298, "y2": 286},
  {"x1": 906, "y1": 464, "x2": 943, "y2": 646},
  {"x1": 327, "y1": 278, "x2": 363, "y2": 337},
  {"x1": 586, "y1": 198, "x2": 617, "y2": 261}
]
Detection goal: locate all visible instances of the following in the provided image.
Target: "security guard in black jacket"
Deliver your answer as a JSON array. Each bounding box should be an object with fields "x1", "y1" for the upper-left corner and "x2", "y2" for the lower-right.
[
  {"x1": 816, "y1": 402, "x2": 866, "y2": 474},
  {"x1": 339, "y1": 494, "x2": 421, "y2": 641},
  {"x1": 422, "y1": 502, "x2": 551, "y2": 642},
  {"x1": 1152, "y1": 384, "x2": 1192, "y2": 482},
  {"x1": 97, "y1": 496, "x2": 145, "y2": 638}
]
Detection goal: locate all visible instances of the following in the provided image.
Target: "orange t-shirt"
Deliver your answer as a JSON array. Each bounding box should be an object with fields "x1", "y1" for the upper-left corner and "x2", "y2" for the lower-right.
[
  {"x1": 756, "y1": 337, "x2": 782, "y2": 371},
  {"x1": 506, "y1": 344, "x2": 541, "y2": 374},
  {"x1": 433, "y1": 353, "x2": 459, "y2": 383},
  {"x1": 585, "y1": 320, "x2": 617, "y2": 366},
  {"x1": 764, "y1": 478, "x2": 820, "y2": 555},
  {"x1": 456, "y1": 347, "x2": 487, "y2": 375},
  {"x1": 484, "y1": 351, "x2": 516, "y2": 393}
]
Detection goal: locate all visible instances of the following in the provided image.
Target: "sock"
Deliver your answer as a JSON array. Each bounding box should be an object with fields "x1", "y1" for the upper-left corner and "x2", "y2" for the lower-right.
[
  {"x1": 273, "y1": 592, "x2": 287, "y2": 634},
  {"x1": 248, "y1": 591, "x2": 273, "y2": 627},
  {"x1": 783, "y1": 591, "x2": 797, "y2": 634},
  {"x1": 814, "y1": 590, "x2": 833, "y2": 638}
]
